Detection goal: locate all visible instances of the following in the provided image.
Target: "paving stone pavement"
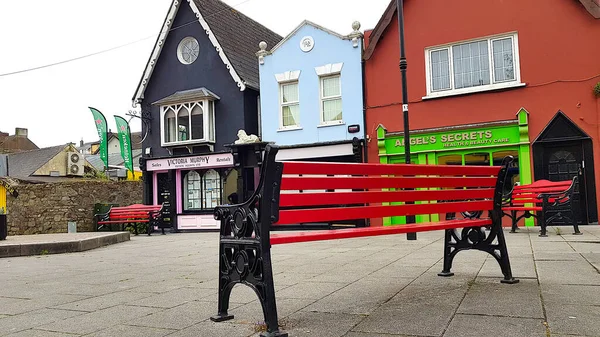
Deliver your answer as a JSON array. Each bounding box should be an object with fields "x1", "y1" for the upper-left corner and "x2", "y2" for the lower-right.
[{"x1": 1, "y1": 225, "x2": 600, "y2": 336}]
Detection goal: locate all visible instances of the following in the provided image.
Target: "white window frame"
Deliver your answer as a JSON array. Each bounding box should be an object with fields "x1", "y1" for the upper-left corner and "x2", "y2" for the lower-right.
[
  {"x1": 319, "y1": 74, "x2": 343, "y2": 126},
  {"x1": 160, "y1": 99, "x2": 216, "y2": 147},
  {"x1": 423, "y1": 32, "x2": 524, "y2": 100},
  {"x1": 275, "y1": 70, "x2": 301, "y2": 131},
  {"x1": 278, "y1": 81, "x2": 301, "y2": 130}
]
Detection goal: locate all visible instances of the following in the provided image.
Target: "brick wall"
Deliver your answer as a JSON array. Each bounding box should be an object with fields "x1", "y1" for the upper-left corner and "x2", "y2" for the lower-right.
[{"x1": 6, "y1": 180, "x2": 142, "y2": 235}]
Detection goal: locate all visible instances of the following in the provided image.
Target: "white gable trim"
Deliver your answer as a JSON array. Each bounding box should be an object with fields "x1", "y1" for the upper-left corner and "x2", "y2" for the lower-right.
[
  {"x1": 132, "y1": 0, "x2": 181, "y2": 107},
  {"x1": 132, "y1": 0, "x2": 246, "y2": 107},
  {"x1": 269, "y1": 20, "x2": 350, "y2": 54},
  {"x1": 188, "y1": 0, "x2": 246, "y2": 91}
]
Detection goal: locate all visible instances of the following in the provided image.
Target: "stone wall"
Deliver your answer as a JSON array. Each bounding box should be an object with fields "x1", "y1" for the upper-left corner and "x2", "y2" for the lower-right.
[{"x1": 6, "y1": 180, "x2": 142, "y2": 235}]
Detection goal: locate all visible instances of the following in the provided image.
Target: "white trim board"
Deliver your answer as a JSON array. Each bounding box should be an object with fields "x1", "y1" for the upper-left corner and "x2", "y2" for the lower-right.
[
  {"x1": 132, "y1": 0, "x2": 246, "y2": 107},
  {"x1": 276, "y1": 143, "x2": 354, "y2": 161}
]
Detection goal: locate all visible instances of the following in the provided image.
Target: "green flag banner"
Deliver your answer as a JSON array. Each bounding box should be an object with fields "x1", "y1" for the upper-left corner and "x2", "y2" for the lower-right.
[
  {"x1": 88, "y1": 107, "x2": 108, "y2": 170},
  {"x1": 114, "y1": 115, "x2": 134, "y2": 173}
]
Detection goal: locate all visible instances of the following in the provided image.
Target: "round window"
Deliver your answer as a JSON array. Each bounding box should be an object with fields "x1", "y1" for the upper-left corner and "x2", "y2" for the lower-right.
[{"x1": 177, "y1": 37, "x2": 199, "y2": 64}]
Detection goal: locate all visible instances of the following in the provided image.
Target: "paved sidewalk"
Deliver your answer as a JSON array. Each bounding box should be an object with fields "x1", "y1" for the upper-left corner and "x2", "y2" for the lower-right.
[{"x1": 0, "y1": 226, "x2": 599, "y2": 336}]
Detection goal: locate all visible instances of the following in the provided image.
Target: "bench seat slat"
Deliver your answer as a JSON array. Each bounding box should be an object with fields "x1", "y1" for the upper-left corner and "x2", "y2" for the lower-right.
[
  {"x1": 282, "y1": 161, "x2": 501, "y2": 176},
  {"x1": 279, "y1": 188, "x2": 495, "y2": 207},
  {"x1": 276, "y1": 200, "x2": 493, "y2": 225},
  {"x1": 270, "y1": 219, "x2": 492, "y2": 245},
  {"x1": 98, "y1": 220, "x2": 150, "y2": 224},
  {"x1": 503, "y1": 206, "x2": 543, "y2": 211},
  {"x1": 281, "y1": 176, "x2": 498, "y2": 190}
]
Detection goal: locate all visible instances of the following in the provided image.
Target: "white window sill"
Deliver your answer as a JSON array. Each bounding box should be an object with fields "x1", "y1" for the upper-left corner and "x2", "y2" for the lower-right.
[
  {"x1": 161, "y1": 139, "x2": 214, "y2": 147},
  {"x1": 277, "y1": 126, "x2": 303, "y2": 132},
  {"x1": 423, "y1": 82, "x2": 526, "y2": 100},
  {"x1": 317, "y1": 122, "x2": 345, "y2": 128}
]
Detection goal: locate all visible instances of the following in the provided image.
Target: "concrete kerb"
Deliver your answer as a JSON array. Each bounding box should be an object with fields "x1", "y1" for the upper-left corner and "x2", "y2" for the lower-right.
[{"x1": 0, "y1": 232, "x2": 130, "y2": 258}]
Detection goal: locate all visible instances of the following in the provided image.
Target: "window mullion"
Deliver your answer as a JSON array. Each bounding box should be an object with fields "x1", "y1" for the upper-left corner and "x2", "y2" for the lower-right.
[
  {"x1": 488, "y1": 39, "x2": 494, "y2": 84},
  {"x1": 448, "y1": 47, "x2": 455, "y2": 90}
]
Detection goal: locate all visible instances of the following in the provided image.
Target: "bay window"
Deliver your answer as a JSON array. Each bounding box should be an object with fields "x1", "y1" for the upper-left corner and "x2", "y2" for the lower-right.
[
  {"x1": 155, "y1": 88, "x2": 219, "y2": 147},
  {"x1": 425, "y1": 33, "x2": 522, "y2": 98}
]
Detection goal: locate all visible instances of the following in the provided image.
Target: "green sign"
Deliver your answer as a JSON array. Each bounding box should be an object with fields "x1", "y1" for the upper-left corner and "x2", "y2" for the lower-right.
[
  {"x1": 114, "y1": 115, "x2": 134, "y2": 173},
  {"x1": 384, "y1": 124, "x2": 521, "y2": 154},
  {"x1": 88, "y1": 107, "x2": 108, "y2": 170}
]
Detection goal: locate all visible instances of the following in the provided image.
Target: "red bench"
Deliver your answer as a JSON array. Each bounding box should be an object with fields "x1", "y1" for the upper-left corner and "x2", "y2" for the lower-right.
[
  {"x1": 210, "y1": 145, "x2": 518, "y2": 337},
  {"x1": 94, "y1": 204, "x2": 165, "y2": 235},
  {"x1": 502, "y1": 178, "x2": 579, "y2": 237}
]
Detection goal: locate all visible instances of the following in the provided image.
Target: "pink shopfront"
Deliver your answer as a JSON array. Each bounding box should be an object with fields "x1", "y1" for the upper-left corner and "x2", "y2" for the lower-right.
[{"x1": 145, "y1": 152, "x2": 236, "y2": 230}]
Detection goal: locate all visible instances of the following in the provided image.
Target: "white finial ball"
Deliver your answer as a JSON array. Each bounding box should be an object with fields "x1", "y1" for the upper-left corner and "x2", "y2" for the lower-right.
[
  {"x1": 259, "y1": 41, "x2": 267, "y2": 51},
  {"x1": 352, "y1": 21, "x2": 361, "y2": 31}
]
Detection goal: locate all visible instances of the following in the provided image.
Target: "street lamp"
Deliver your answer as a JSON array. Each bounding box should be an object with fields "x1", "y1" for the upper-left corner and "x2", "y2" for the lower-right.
[{"x1": 396, "y1": 0, "x2": 417, "y2": 240}]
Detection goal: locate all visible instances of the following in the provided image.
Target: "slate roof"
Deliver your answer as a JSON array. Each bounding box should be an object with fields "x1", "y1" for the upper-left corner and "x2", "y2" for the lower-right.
[
  {"x1": 0, "y1": 135, "x2": 39, "y2": 154},
  {"x1": 7, "y1": 145, "x2": 65, "y2": 180},
  {"x1": 192, "y1": 0, "x2": 282, "y2": 89}
]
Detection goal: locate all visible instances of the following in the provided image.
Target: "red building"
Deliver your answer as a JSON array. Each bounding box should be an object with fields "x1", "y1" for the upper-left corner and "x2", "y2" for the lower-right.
[{"x1": 364, "y1": 0, "x2": 600, "y2": 227}]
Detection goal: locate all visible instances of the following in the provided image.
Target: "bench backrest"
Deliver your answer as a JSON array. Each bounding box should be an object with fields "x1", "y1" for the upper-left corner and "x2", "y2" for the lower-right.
[
  {"x1": 506, "y1": 178, "x2": 576, "y2": 205},
  {"x1": 255, "y1": 145, "x2": 512, "y2": 228}
]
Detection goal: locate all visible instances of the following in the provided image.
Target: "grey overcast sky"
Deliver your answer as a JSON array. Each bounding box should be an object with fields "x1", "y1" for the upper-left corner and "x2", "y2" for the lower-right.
[{"x1": 0, "y1": 0, "x2": 390, "y2": 148}]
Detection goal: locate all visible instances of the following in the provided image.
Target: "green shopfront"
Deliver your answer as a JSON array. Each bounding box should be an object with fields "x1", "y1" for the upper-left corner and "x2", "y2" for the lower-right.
[{"x1": 377, "y1": 109, "x2": 534, "y2": 227}]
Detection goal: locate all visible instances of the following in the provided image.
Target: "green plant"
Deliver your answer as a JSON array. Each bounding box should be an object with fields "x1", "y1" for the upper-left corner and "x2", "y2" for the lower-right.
[
  {"x1": 39, "y1": 249, "x2": 49, "y2": 255},
  {"x1": 0, "y1": 207, "x2": 5, "y2": 215},
  {"x1": 555, "y1": 227, "x2": 562, "y2": 235},
  {"x1": 125, "y1": 222, "x2": 148, "y2": 235},
  {"x1": 594, "y1": 82, "x2": 600, "y2": 97},
  {"x1": 84, "y1": 170, "x2": 109, "y2": 180}
]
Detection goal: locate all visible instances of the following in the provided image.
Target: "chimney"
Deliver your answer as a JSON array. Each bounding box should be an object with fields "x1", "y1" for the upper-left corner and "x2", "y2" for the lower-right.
[
  {"x1": 80, "y1": 138, "x2": 84, "y2": 147},
  {"x1": 15, "y1": 128, "x2": 28, "y2": 137}
]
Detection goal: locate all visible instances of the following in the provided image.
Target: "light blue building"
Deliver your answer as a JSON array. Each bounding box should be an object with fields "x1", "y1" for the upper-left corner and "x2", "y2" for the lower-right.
[{"x1": 257, "y1": 20, "x2": 365, "y2": 162}]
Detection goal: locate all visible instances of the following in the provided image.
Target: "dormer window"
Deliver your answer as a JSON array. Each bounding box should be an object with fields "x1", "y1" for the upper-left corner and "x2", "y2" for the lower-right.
[{"x1": 153, "y1": 88, "x2": 219, "y2": 147}]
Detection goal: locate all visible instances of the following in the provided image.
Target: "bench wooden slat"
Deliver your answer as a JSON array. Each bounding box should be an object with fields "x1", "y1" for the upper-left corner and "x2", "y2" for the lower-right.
[
  {"x1": 276, "y1": 200, "x2": 493, "y2": 225},
  {"x1": 504, "y1": 207, "x2": 543, "y2": 211},
  {"x1": 98, "y1": 220, "x2": 150, "y2": 224},
  {"x1": 279, "y1": 188, "x2": 495, "y2": 207},
  {"x1": 270, "y1": 219, "x2": 492, "y2": 245},
  {"x1": 280, "y1": 176, "x2": 498, "y2": 190},
  {"x1": 282, "y1": 161, "x2": 501, "y2": 176}
]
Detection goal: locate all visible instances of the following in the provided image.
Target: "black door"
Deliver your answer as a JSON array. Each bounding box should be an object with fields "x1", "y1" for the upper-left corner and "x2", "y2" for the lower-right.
[
  {"x1": 156, "y1": 172, "x2": 174, "y2": 229},
  {"x1": 542, "y1": 142, "x2": 586, "y2": 224}
]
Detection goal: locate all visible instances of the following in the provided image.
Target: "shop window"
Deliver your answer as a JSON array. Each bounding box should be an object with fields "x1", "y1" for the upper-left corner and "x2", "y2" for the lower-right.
[
  {"x1": 464, "y1": 152, "x2": 490, "y2": 166},
  {"x1": 184, "y1": 171, "x2": 201, "y2": 210},
  {"x1": 437, "y1": 154, "x2": 462, "y2": 165},
  {"x1": 425, "y1": 33, "x2": 522, "y2": 99},
  {"x1": 202, "y1": 169, "x2": 222, "y2": 209}
]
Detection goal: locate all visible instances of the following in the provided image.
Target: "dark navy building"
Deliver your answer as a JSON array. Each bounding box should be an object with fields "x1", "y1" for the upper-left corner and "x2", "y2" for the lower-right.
[{"x1": 132, "y1": 0, "x2": 281, "y2": 230}]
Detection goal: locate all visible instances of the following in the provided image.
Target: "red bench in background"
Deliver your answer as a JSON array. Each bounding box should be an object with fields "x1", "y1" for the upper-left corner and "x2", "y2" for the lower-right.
[
  {"x1": 94, "y1": 204, "x2": 165, "y2": 235},
  {"x1": 502, "y1": 178, "x2": 579, "y2": 237},
  {"x1": 210, "y1": 145, "x2": 518, "y2": 337}
]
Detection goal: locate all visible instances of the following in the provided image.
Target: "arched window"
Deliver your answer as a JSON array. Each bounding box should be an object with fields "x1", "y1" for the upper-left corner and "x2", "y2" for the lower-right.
[
  {"x1": 191, "y1": 103, "x2": 204, "y2": 140},
  {"x1": 202, "y1": 169, "x2": 221, "y2": 209},
  {"x1": 184, "y1": 171, "x2": 201, "y2": 210},
  {"x1": 164, "y1": 108, "x2": 176, "y2": 143},
  {"x1": 178, "y1": 108, "x2": 190, "y2": 141}
]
